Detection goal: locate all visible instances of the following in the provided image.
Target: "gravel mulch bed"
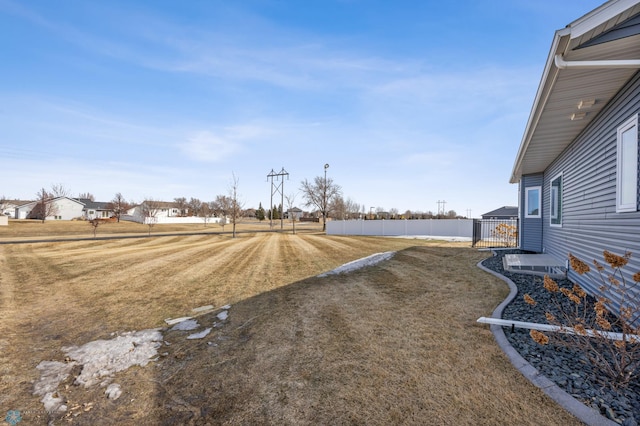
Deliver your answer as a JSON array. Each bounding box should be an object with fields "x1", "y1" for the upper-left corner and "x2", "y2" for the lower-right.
[{"x1": 481, "y1": 250, "x2": 640, "y2": 425}]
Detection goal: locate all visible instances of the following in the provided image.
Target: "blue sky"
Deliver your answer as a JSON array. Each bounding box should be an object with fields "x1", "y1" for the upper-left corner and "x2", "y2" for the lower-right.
[{"x1": 0, "y1": 0, "x2": 606, "y2": 216}]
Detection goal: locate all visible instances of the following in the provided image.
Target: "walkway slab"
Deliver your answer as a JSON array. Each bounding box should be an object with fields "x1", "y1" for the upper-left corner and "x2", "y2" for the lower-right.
[{"x1": 503, "y1": 253, "x2": 566, "y2": 277}]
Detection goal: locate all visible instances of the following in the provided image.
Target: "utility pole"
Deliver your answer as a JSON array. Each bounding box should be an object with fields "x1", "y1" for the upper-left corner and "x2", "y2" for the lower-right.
[
  {"x1": 437, "y1": 200, "x2": 447, "y2": 217},
  {"x1": 466, "y1": 209, "x2": 472, "y2": 218},
  {"x1": 267, "y1": 167, "x2": 289, "y2": 230}
]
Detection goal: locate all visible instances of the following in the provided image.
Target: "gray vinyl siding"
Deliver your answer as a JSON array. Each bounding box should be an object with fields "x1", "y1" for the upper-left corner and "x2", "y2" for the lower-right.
[
  {"x1": 542, "y1": 70, "x2": 640, "y2": 311},
  {"x1": 520, "y1": 174, "x2": 543, "y2": 252}
]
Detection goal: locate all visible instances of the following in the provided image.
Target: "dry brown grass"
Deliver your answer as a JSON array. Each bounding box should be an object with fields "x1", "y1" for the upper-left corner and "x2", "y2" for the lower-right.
[
  {"x1": 0, "y1": 218, "x2": 313, "y2": 240},
  {"x1": 0, "y1": 231, "x2": 581, "y2": 425}
]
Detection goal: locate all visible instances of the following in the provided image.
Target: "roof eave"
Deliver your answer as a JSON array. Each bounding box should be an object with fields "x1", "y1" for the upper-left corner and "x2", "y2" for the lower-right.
[
  {"x1": 510, "y1": 0, "x2": 640, "y2": 184},
  {"x1": 509, "y1": 30, "x2": 570, "y2": 183}
]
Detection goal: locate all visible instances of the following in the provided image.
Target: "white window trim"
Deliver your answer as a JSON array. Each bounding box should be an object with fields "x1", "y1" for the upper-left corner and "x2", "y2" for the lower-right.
[
  {"x1": 525, "y1": 186, "x2": 541, "y2": 218},
  {"x1": 616, "y1": 114, "x2": 638, "y2": 213},
  {"x1": 550, "y1": 173, "x2": 562, "y2": 227}
]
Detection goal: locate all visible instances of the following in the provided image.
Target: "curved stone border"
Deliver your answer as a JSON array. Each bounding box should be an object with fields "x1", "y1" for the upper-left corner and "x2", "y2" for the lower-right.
[{"x1": 477, "y1": 259, "x2": 617, "y2": 426}]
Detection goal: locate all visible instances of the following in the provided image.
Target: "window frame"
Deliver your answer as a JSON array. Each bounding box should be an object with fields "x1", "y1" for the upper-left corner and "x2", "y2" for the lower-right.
[
  {"x1": 525, "y1": 186, "x2": 541, "y2": 218},
  {"x1": 550, "y1": 173, "x2": 563, "y2": 227},
  {"x1": 616, "y1": 114, "x2": 638, "y2": 213}
]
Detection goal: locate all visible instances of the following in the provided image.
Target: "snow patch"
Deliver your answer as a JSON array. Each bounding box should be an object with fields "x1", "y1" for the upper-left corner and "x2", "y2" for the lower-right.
[
  {"x1": 105, "y1": 383, "x2": 122, "y2": 400},
  {"x1": 318, "y1": 252, "x2": 395, "y2": 277},
  {"x1": 63, "y1": 329, "x2": 163, "y2": 387},
  {"x1": 41, "y1": 392, "x2": 67, "y2": 414},
  {"x1": 187, "y1": 328, "x2": 212, "y2": 340},
  {"x1": 171, "y1": 319, "x2": 200, "y2": 331},
  {"x1": 34, "y1": 361, "x2": 76, "y2": 414},
  {"x1": 216, "y1": 310, "x2": 228, "y2": 321}
]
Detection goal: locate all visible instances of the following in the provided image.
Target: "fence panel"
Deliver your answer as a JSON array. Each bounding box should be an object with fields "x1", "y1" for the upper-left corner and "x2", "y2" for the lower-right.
[
  {"x1": 326, "y1": 219, "x2": 473, "y2": 239},
  {"x1": 471, "y1": 219, "x2": 518, "y2": 248}
]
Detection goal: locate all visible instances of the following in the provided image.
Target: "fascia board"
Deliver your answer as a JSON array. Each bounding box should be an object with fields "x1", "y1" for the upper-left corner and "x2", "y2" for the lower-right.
[{"x1": 569, "y1": 0, "x2": 640, "y2": 39}]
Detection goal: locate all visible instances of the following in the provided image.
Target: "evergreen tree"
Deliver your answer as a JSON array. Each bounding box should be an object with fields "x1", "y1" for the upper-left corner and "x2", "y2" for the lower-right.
[{"x1": 256, "y1": 203, "x2": 266, "y2": 221}]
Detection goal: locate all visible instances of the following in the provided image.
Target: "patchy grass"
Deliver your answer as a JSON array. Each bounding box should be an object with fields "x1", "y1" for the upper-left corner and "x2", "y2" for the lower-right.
[{"x1": 0, "y1": 233, "x2": 581, "y2": 425}]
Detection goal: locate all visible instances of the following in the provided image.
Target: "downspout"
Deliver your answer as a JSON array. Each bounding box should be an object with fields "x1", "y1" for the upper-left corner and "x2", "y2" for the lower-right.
[{"x1": 555, "y1": 54, "x2": 640, "y2": 69}]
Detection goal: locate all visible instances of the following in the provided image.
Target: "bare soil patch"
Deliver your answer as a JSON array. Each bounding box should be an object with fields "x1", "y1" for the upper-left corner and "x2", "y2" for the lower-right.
[{"x1": 0, "y1": 234, "x2": 580, "y2": 425}]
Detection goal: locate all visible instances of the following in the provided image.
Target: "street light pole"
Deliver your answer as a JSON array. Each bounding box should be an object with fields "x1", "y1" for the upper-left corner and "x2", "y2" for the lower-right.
[{"x1": 323, "y1": 163, "x2": 329, "y2": 231}]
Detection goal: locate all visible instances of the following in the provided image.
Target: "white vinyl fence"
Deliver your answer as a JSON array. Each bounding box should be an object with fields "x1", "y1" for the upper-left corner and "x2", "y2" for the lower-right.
[{"x1": 326, "y1": 219, "x2": 473, "y2": 239}]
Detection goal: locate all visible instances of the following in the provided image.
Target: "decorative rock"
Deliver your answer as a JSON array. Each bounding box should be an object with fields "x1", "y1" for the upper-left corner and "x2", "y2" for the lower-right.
[{"x1": 482, "y1": 250, "x2": 640, "y2": 424}]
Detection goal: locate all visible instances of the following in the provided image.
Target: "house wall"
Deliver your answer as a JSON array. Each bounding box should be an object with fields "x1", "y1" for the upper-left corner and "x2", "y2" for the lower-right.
[
  {"x1": 540, "y1": 71, "x2": 640, "y2": 303},
  {"x1": 519, "y1": 174, "x2": 543, "y2": 252},
  {"x1": 50, "y1": 198, "x2": 84, "y2": 220},
  {"x1": 16, "y1": 202, "x2": 36, "y2": 219},
  {"x1": 15, "y1": 198, "x2": 84, "y2": 220}
]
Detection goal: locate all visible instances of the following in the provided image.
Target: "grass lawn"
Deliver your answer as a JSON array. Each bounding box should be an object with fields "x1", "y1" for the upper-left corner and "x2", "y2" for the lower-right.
[
  {"x1": 0, "y1": 218, "x2": 314, "y2": 240},
  {"x1": 0, "y1": 224, "x2": 581, "y2": 425}
]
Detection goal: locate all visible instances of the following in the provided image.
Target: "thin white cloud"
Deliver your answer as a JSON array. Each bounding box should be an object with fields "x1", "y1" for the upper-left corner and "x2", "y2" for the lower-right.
[{"x1": 180, "y1": 131, "x2": 238, "y2": 163}]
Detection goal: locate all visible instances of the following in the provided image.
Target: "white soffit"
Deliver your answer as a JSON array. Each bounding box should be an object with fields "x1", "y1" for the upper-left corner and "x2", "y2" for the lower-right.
[{"x1": 510, "y1": 1, "x2": 640, "y2": 183}]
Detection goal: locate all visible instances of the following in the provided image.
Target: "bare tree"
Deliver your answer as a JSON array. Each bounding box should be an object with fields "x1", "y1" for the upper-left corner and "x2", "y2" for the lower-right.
[
  {"x1": 32, "y1": 188, "x2": 56, "y2": 222},
  {"x1": 344, "y1": 197, "x2": 361, "y2": 220},
  {"x1": 300, "y1": 175, "x2": 342, "y2": 231},
  {"x1": 109, "y1": 192, "x2": 130, "y2": 222},
  {"x1": 284, "y1": 192, "x2": 298, "y2": 234},
  {"x1": 88, "y1": 217, "x2": 102, "y2": 238},
  {"x1": 51, "y1": 183, "x2": 71, "y2": 198},
  {"x1": 188, "y1": 198, "x2": 202, "y2": 217},
  {"x1": 78, "y1": 192, "x2": 95, "y2": 201},
  {"x1": 212, "y1": 195, "x2": 229, "y2": 217},
  {"x1": 228, "y1": 173, "x2": 244, "y2": 238},
  {"x1": 331, "y1": 196, "x2": 347, "y2": 220},
  {"x1": 200, "y1": 202, "x2": 215, "y2": 227},
  {"x1": 142, "y1": 199, "x2": 162, "y2": 235},
  {"x1": 174, "y1": 197, "x2": 188, "y2": 216}
]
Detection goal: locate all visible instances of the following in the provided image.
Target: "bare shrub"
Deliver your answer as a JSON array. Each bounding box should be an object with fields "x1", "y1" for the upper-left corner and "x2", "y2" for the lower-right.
[
  {"x1": 525, "y1": 250, "x2": 640, "y2": 388},
  {"x1": 491, "y1": 223, "x2": 517, "y2": 247}
]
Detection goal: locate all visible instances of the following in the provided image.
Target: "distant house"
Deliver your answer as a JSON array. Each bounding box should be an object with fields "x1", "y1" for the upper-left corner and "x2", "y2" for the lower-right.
[
  {"x1": 285, "y1": 207, "x2": 303, "y2": 220},
  {"x1": 125, "y1": 201, "x2": 186, "y2": 221},
  {"x1": 78, "y1": 199, "x2": 114, "y2": 220},
  {"x1": 481, "y1": 206, "x2": 518, "y2": 220},
  {"x1": 15, "y1": 197, "x2": 85, "y2": 220},
  {"x1": 123, "y1": 201, "x2": 221, "y2": 224},
  {"x1": 510, "y1": 1, "x2": 640, "y2": 312},
  {"x1": 1, "y1": 200, "x2": 31, "y2": 219}
]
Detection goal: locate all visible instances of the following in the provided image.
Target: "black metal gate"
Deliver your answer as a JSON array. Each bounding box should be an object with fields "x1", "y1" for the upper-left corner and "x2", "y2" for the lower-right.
[{"x1": 472, "y1": 219, "x2": 518, "y2": 248}]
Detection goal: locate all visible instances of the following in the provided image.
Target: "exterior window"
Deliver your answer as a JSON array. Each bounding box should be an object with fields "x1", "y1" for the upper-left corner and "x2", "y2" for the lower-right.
[
  {"x1": 617, "y1": 115, "x2": 638, "y2": 212},
  {"x1": 550, "y1": 174, "x2": 562, "y2": 226},
  {"x1": 525, "y1": 186, "x2": 541, "y2": 218}
]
